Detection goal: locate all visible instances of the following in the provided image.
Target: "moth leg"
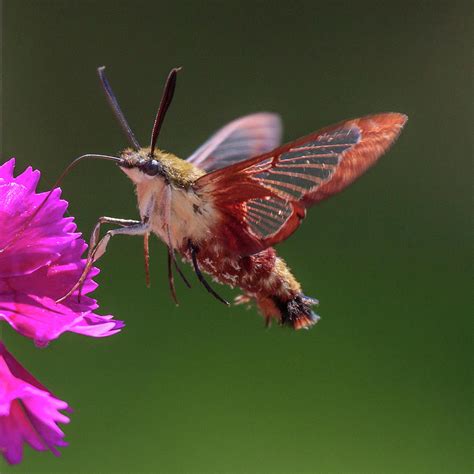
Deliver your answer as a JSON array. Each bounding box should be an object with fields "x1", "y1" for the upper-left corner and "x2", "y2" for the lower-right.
[
  {"x1": 188, "y1": 240, "x2": 229, "y2": 306},
  {"x1": 81, "y1": 216, "x2": 142, "y2": 298},
  {"x1": 160, "y1": 184, "x2": 190, "y2": 304},
  {"x1": 172, "y1": 251, "x2": 191, "y2": 288},
  {"x1": 56, "y1": 220, "x2": 150, "y2": 304},
  {"x1": 167, "y1": 249, "x2": 178, "y2": 305},
  {"x1": 144, "y1": 232, "x2": 151, "y2": 288},
  {"x1": 87, "y1": 216, "x2": 142, "y2": 262},
  {"x1": 165, "y1": 247, "x2": 191, "y2": 300}
]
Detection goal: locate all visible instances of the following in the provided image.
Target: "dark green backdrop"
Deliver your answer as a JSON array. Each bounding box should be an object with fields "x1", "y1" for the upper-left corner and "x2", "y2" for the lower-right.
[{"x1": 2, "y1": 1, "x2": 471, "y2": 473}]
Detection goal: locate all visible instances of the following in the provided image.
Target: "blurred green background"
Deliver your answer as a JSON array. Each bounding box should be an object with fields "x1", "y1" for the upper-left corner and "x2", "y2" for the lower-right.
[{"x1": 2, "y1": 1, "x2": 471, "y2": 473}]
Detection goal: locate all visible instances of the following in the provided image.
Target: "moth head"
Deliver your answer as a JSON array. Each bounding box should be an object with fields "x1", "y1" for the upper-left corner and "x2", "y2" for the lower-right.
[{"x1": 119, "y1": 148, "x2": 168, "y2": 184}]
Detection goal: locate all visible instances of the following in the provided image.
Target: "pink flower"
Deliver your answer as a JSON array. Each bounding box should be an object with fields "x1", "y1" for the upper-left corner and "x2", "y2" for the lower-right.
[
  {"x1": 0, "y1": 158, "x2": 124, "y2": 347},
  {"x1": 0, "y1": 341, "x2": 70, "y2": 464}
]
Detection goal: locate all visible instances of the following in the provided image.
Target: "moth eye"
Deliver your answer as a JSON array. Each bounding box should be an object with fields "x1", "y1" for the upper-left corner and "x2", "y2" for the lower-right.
[{"x1": 142, "y1": 159, "x2": 162, "y2": 176}]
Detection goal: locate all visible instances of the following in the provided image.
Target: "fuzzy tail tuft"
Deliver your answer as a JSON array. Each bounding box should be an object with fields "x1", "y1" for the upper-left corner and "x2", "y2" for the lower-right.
[{"x1": 276, "y1": 294, "x2": 320, "y2": 330}]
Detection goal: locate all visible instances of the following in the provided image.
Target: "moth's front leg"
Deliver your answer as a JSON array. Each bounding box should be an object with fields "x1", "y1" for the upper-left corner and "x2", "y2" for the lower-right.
[
  {"x1": 90, "y1": 218, "x2": 150, "y2": 263},
  {"x1": 86, "y1": 216, "x2": 142, "y2": 263},
  {"x1": 56, "y1": 217, "x2": 150, "y2": 303},
  {"x1": 57, "y1": 195, "x2": 156, "y2": 303}
]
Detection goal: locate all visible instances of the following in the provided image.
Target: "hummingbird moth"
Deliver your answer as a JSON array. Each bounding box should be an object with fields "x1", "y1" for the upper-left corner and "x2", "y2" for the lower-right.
[{"x1": 58, "y1": 67, "x2": 407, "y2": 330}]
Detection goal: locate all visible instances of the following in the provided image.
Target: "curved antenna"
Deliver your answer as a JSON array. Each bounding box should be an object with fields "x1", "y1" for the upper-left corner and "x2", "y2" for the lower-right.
[
  {"x1": 150, "y1": 67, "x2": 181, "y2": 156},
  {"x1": 0, "y1": 154, "x2": 124, "y2": 254},
  {"x1": 97, "y1": 66, "x2": 141, "y2": 150}
]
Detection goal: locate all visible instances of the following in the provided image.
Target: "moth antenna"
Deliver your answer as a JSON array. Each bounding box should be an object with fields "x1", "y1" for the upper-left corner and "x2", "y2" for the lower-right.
[
  {"x1": 97, "y1": 66, "x2": 141, "y2": 150},
  {"x1": 149, "y1": 67, "x2": 181, "y2": 156},
  {"x1": 0, "y1": 154, "x2": 123, "y2": 254}
]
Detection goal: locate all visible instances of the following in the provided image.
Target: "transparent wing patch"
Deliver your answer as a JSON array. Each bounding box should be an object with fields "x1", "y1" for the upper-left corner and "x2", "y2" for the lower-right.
[{"x1": 187, "y1": 113, "x2": 282, "y2": 172}]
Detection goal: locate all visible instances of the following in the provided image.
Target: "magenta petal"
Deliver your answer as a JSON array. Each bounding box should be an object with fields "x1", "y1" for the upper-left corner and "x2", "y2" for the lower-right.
[
  {"x1": 0, "y1": 342, "x2": 70, "y2": 464},
  {"x1": 0, "y1": 167, "x2": 76, "y2": 278},
  {"x1": 0, "y1": 159, "x2": 15, "y2": 179},
  {"x1": 0, "y1": 159, "x2": 123, "y2": 345},
  {"x1": 0, "y1": 294, "x2": 123, "y2": 347}
]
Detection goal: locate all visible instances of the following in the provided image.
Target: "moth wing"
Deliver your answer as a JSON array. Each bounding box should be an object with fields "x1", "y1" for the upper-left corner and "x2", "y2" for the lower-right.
[
  {"x1": 196, "y1": 113, "x2": 407, "y2": 255},
  {"x1": 187, "y1": 113, "x2": 282, "y2": 172}
]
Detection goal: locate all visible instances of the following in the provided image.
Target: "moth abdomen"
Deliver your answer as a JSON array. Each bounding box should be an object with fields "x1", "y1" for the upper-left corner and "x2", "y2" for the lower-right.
[{"x1": 185, "y1": 244, "x2": 318, "y2": 330}]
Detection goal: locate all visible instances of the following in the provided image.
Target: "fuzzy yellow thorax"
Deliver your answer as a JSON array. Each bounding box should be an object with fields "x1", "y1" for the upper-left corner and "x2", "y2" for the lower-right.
[{"x1": 121, "y1": 146, "x2": 205, "y2": 188}]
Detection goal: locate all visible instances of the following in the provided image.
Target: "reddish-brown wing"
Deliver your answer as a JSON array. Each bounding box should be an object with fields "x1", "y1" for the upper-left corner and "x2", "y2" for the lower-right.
[{"x1": 196, "y1": 113, "x2": 407, "y2": 256}]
